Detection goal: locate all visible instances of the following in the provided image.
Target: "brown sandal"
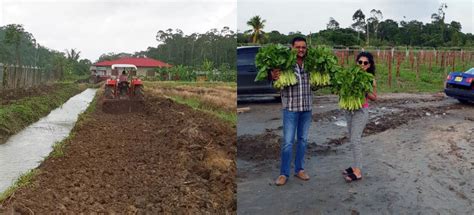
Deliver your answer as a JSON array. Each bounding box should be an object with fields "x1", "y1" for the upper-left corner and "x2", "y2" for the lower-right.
[
  {"x1": 275, "y1": 175, "x2": 287, "y2": 186},
  {"x1": 342, "y1": 167, "x2": 355, "y2": 175},
  {"x1": 344, "y1": 173, "x2": 362, "y2": 182}
]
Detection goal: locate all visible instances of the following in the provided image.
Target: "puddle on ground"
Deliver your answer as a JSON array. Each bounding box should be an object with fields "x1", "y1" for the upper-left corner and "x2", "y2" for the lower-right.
[
  {"x1": 334, "y1": 120, "x2": 347, "y2": 127},
  {"x1": 331, "y1": 107, "x2": 401, "y2": 127},
  {"x1": 0, "y1": 88, "x2": 97, "y2": 193}
]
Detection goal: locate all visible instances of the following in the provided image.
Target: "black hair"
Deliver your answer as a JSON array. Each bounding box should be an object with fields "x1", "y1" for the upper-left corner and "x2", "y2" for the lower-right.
[
  {"x1": 291, "y1": 37, "x2": 306, "y2": 46},
  {"x1": 356, "y1": 51, "x2": 376, "y2": 74}
]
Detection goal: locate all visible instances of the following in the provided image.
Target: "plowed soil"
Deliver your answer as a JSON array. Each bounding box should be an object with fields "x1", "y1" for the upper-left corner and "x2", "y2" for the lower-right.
[
  {"x1": 0, "y1": 93, "x2": 236, "y2": 213},
  {"x1": 101, "y1": 99, "x2": 145, "y2": 114}
]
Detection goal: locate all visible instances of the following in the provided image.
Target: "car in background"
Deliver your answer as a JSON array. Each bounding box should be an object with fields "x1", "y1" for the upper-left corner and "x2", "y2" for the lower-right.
[
  {"x1": 237, "y1": 46, "x2": 280, "y2": 101},
  {"x1": 444, "y1": 67, "x2": 474, "y2": 104}
]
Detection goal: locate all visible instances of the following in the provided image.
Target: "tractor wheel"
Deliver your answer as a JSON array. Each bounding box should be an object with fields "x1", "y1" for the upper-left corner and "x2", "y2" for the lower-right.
[
  {"x1": 134, "y1": 85, "x2": 144, "y2": 100},
  {"x1": 104, "y1": 85, "x2": 114, "y2": 99}
]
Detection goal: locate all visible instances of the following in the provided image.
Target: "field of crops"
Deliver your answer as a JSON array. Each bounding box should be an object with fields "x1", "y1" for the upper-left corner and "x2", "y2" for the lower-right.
[{"x1": 333, "y1": 49, "x2": 474, "y2": 92}]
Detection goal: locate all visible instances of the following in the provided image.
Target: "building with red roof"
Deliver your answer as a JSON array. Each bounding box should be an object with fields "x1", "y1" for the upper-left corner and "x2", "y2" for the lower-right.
[{"x1": 91, "y1": 57, "x2": 172, "y2": 78}]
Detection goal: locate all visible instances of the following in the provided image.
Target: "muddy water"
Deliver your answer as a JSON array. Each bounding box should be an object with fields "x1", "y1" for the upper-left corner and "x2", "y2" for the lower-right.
[{"x1": 0, "y1": 88, "x2": 97, "y2": 193}]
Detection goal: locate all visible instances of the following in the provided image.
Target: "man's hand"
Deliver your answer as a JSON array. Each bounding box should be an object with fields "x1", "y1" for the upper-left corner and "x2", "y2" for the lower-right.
[{"x1": 271, "y1": 69, "x2": 281, "y2": 80}]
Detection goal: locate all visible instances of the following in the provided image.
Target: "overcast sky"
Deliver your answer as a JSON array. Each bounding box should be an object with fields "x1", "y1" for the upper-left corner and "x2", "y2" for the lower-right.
[
  {"x1": 0, "y1": 0, "x2": 236, "y2": 62},
  {"x1": 238, "y1": 0, "x2": 473, "y2": 35}
]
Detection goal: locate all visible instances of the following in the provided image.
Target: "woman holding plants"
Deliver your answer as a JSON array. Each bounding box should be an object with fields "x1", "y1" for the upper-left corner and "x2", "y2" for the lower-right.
[{"x1": 342, "y1": 51, "x2": 377, "y2": 182}]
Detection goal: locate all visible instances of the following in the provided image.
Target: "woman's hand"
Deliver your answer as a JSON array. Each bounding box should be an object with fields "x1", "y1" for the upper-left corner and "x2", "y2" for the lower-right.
[{"x1": 271, "y1": 69, "x2": 281, "y2": 80}]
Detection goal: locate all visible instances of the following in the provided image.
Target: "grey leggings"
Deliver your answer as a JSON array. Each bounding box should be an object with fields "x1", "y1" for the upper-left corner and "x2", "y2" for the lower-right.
[{"x1": 345, "y1": 108, "x2": 369, "y2": 170}]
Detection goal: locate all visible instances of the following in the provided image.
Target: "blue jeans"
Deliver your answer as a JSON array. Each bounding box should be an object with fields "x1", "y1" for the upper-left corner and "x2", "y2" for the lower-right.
[{"x1": 280, "y1": 109, "x2": 312, "y2": 177}]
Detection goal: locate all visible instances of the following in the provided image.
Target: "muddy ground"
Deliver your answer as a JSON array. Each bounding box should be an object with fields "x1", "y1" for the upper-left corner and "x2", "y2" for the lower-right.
[
  {"x1": 0, "y1": 90, "x2": 236, "y2": 213},
  {"x1": 237, "y1": 93, "x2": 473, "y2": 214}
]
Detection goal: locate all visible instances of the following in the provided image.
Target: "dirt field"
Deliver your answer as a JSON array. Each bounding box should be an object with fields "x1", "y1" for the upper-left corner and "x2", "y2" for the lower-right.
[
  {"x1": 0, "y1": 84, "x2": 236, "y2": 213},
  {"x1": 237, "y1": 93, "x2": 473, "y2": 214}
]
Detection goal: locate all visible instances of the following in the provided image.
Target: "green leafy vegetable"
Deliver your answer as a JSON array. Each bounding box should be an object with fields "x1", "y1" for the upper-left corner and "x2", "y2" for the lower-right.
[
  {"x1": 304, "y1": 46, "x2": 339, "y2": 87},
  {"x1": 254, "y1": 44, "x2": 297, "y2": 89},
  {"x1": 331, "y1": 65, "x2": 374, "y2": 111}
]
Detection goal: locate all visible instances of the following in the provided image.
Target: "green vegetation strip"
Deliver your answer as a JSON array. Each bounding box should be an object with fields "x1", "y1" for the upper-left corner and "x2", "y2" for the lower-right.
[
  {"x1": 0, "y1": 83, "x2": 84, "y2": 144},
  {"x1": 313, "y1": 63, "x2": 449, "y2": 95},
  {"x1": 169, "y1": 95, "x2": 237, "y2": 126},
  {"x1": 375, "y1": 64, "x2": 447, "y2": 93},
  {"x1": 143, "y1": 81, "x2": 236, "y2": 88},
  {"x1": 0, "y1": 90, "x2": 98, "y2": 204},
  {"x1": 0, "y1": 169, "x2": 39, "y2": 203}
]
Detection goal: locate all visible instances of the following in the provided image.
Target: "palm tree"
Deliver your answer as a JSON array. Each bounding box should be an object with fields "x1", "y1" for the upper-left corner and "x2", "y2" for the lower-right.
[
  {"x1": 66, "y1": 48, "x2": 81, "y2": 62},
  {"x1": 246, "y1": 15, "x2": 266, "y2": 44}
]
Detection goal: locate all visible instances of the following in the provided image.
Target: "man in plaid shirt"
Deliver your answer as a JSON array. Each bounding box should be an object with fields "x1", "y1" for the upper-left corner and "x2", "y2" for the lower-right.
[{"x1": 271, "y1": 37, "x2": 312, "y2": 186}]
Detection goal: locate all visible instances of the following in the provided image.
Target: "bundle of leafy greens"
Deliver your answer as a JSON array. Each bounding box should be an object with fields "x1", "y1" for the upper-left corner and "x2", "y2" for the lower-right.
[
  {"x1": 255, "y1": 44, "x2": 297, "y2": 89},
  {"x1": 304, "y1": 46, "x2": 339, "y2": 87},
  {"x1": 331, "y1": 65, "x2": 374, "y2": 111}
]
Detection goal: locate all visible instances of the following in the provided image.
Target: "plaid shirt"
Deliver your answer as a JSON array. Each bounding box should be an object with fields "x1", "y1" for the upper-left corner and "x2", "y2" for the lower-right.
[{"x1": 280, "y1": 64, "x2": 312, "y2": 112}]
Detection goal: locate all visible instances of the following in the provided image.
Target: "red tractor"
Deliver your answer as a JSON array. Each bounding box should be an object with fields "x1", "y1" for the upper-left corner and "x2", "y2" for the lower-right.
[{"x1": 103, "y1": 64, "x2": 144, "y2": 113}]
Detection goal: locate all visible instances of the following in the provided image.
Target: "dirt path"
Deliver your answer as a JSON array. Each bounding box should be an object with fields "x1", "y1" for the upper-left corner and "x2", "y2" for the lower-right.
[
  {"x1": 237, "y1": 94, "x2": 473, "y2": 214},
  {"x1": 1, "y1": 92, "x2": 236, "y2": 213}
]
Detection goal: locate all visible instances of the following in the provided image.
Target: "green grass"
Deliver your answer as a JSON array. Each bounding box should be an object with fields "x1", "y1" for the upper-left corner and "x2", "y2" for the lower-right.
[
  {"x1": 0, "y1": 83, "x2": 85, "y2": 144},
  {"x1": 314, "y1": 56, "x2": 472, "y2": 95},
  {"x1": 143, "y1": 80, "x2": 236, "y2": 88},
  {"x1": 373, "y1": 61, "x2": 451, "y2": 93},
  {"x1": 61, "y1": 74, "x2": 91, "y2": 82},
  {"x1": 0, "y1": 169, "x2": 39, "y2": 203},
  {"x1": 49, "y1": 134, "x2": 75, "y2": 158},
  {"x1": 324, "y1": 49, "x2": 474, "y2": 94},
  {"x1": 365, "y1": 51, "x2": 473, "y2": 93},
  {"x1": 169, "y1": 95, "x2": 237, "y2": 126},
  {"x1": 366, "y1": 62, "x2": 458, "y2": 93}
]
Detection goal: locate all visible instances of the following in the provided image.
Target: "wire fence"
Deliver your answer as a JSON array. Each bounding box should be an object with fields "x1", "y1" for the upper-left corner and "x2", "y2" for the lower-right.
[{"x1": 333, "y1": 48, "x2": 474, "y2": 88}]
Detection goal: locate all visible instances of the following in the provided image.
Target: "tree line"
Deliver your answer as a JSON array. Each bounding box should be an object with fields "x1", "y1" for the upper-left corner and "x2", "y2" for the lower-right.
[
  {"x1": 0, "y1": 24, "x2": 237, "y2": 82},
  {"x1": 0, "y1": 24, "x2": 91, "y2": 80},
  {"x1": 240, "y1": 3, "x2": 474, "y2": 48},
  {"x1": 98, "y1": 27, "x2": 237, "y2": 70}
]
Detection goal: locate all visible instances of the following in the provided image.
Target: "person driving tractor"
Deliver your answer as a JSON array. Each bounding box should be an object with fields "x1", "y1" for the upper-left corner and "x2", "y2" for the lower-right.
[
  {"x1": 118, "y1": 70, "x2": 129, "y2": 96},
  {"x1": 119, "y1": 70, "x2": 128, "y2": 82},
  {"x1": 104, "y1": 64, "x2": 143, "y2": 102}
]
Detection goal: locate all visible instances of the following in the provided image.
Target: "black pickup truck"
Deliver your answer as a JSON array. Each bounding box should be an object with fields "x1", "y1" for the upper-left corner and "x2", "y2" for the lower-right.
[{"x1": 237, "y1": 46, "x2": 279, "y2": 100}]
